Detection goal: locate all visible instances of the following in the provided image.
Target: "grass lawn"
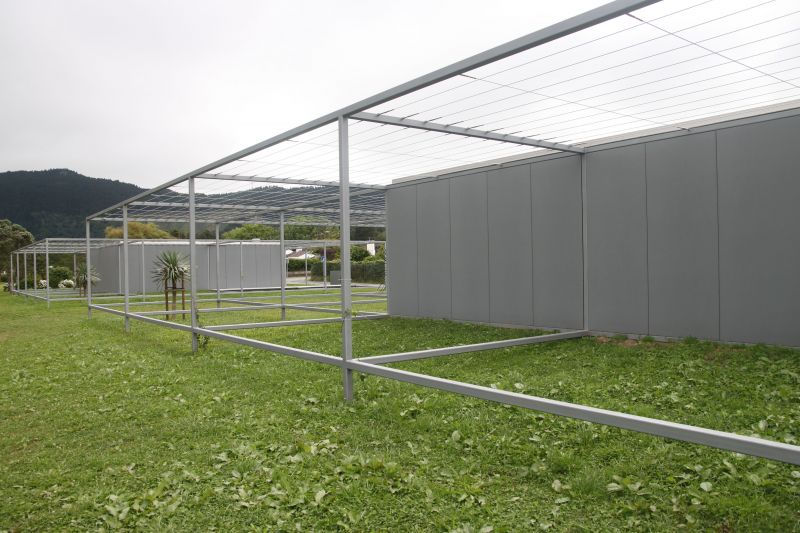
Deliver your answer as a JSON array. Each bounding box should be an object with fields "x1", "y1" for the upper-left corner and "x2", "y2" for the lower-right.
[{"x1": 0, "y1": 290, "x2": 798, "y2": 531}]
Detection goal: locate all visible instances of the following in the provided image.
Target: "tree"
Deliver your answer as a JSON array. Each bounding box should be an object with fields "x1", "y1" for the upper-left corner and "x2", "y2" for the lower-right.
[
  {"x1": 48, "y1": 266, "x2": 72, "y2": 288},
  {"x1": 350, "y1": 246, "x2": 370, "y2": 262},
  {"x1": 76, "y1": 263, "x2": 100, "y2": 297},
  {"x1": 223, "y1": 224, "x2": 279, "y2": 240},
  {"x1": 104, "y1": 222, "x2": 171, "y2": 239},
  {"x1": 151, "y1": 251, "x2": 190, "y2": 321},
  {"x1": 0, "y1": 219, "x2": 34, "y2": 275}
]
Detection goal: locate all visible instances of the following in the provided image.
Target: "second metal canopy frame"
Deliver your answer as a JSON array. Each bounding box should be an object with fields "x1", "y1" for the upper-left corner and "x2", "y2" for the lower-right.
[{"x1": 84, "y1": 0, "x2": 800, "y2": 466}]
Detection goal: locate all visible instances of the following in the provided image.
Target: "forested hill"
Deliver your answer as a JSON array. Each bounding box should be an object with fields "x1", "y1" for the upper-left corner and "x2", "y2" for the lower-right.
[{"x1": 0, "y1": 169, "x2": 144, "y2": 238}]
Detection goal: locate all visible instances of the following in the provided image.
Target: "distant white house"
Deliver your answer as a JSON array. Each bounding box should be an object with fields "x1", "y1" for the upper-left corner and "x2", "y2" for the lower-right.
[{"x1": 285, "y1": 248, "x2": 316, "y2": 260}]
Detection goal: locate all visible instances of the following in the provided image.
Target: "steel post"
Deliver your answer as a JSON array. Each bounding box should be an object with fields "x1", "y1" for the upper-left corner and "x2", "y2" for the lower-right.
[
  {"x1": 189, "y1": 177, "x2": 199, "y2": 352},
  {"x1": 339, "y1": 116, "x2": 353, "y2": 401},
  {"x1": 32, "y1": 251, "x2": 37, "y2": 295},
  {"x1": 240, "y1": 240, "x2": 244, "y2": 296},
  {"x1": 86, "y1": 220, "x2": 92, "y2": 318},
  {"x1": 280, "y1": 212, "x2": 286, "y2": 320},
  {"x1": 122, "y1": 205, "x2": 130, "y2": 332},
  {"x1": 323, "y1": 242, "x2": 327, "y2": 289},
  {"x1": 141, "y1": 241, "x2": 146, "y2": 301},
  {"x1": 215, "y1": 223, "x2": 221, "y2": 307},
  {"x1": 45, "y1": 240, "x2": 50, "y2": 308},
  {"x1": 24, "y1": 252, "x2": 28, "y2": 291},
  {"x1": 581, "y1": 154, "x2": 589, "y2": 330}
]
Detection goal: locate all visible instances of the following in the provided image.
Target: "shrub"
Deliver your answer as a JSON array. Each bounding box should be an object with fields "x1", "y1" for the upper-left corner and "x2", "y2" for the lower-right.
[
  {"x1": 287, "y1": 258, "x2": 320, "y2": 272},
  {"x1": 49, "y1": 266, "x2": 72, "y2": 288},
  {"x1": 58, "y1": 279, "x2": 75, "y2": 289},
  {"x1": 318, "y1": 260, "x2": 385, "y2": 284},
  {"x1": 350, "y1": 247, "x2": 371, "y2": 262}
]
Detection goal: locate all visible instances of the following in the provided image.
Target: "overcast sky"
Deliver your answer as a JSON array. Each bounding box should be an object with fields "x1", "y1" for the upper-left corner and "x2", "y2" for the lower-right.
[{"x1": 1, "y1": 0, "x2": 607, "y2": 188}]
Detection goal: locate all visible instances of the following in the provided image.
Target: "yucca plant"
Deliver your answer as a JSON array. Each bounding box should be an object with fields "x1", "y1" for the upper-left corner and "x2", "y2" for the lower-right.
[
  {"x1": 76, "y1": 263, "x2": 100, "y2": 297},
  {"x1": 151, "y1": 251, "x2": 190, "y2": 321}
]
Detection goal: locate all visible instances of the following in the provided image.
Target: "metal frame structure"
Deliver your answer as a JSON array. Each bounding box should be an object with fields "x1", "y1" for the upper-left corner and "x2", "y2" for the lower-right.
[
  {"x1": 9, "y1": 237, "x2": 379, "y2": 307},
  {"x1": 80, "y1": 0, "x2": 800, "y2": 465},
  {"x1": 8, "y1": 238, "x2": 124, "y2": 307}
]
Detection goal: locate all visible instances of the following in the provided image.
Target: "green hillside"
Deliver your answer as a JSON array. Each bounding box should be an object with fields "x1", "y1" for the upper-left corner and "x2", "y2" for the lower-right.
[{"x1": 0, "y1": 169, "x2": 144, "y2": 238}]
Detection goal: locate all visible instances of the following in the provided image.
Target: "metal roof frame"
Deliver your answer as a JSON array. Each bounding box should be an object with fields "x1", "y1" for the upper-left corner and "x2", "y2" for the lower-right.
[{"x1": 69, "y1": 0, "x2": 800, "y2": 466}]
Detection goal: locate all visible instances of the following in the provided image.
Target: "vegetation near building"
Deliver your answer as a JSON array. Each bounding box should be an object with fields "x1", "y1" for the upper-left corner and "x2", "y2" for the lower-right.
[
  {"x1": 222, "y1": 224, "x2": 279, "y2": 241},
  {"x1": 104, "y1": 221, "x2": 172, "y2": 239},
  {"x1": 0, "y1": 219, "x2": 34, "y2": 275}
]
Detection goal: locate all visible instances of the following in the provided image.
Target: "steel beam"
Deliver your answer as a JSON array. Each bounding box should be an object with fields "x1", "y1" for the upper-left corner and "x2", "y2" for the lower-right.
[
  {"x1": 353, "y1": 112, "x2": 584, "y2": 154},
  {"x1": 345, "y1": 359, "x2": 800, "y2": 465},
  {"x1": 189, "y1": 177, "x2": 199, "y2": 351},
  {"x1": 339, "y1": 116, "x2": 354, "y2": 401},
  {"x1": 197, "y1": 327, "x2": 341, "y2": 366},
  {"x1": 45, "y1": 239, "x2": 50, "y2": 308},
  {"x1": 141, "y1": 242, "x2": 146, "y2": 302},
  {"x1": 581, "y1": 154, "x2": 589, "y2": 330},
  {"x1": 32, "y1": 252, "x2": 37, "y2": 295},
  {"x1": 205, "y1": 317, "x2": 344, "y2": 331},
  {"x1": 215, "y1": 223, "x2": 221, "y2": 307},
  {"x1": 357, "y1": 330, "x2": 588, "y2": 365},
  {"x1": 198, "y1": 173, "x2": 386, "y2": 190},
  {"x1": 130, "y1": 200, "x2": 383, "y2": 217},
  {"x1": 122, "y1": 205, "x2": 130, "y2": 332},
  {"x1": 86, "y1": 0, "x2": 656, "y2": 224},
  {"x1": 86, "y1": 220, "x2": 92, "y2": 318},
  {"x1": 280, "y1": 212, "x2": 286, "y2": 320},
  {"x1": 203, "y1": 313, "x2": 387, "y2": 331}
]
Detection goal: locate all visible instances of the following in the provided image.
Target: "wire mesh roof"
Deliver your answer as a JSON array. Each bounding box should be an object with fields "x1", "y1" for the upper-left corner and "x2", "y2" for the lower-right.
[
  {"x1": 90, "y1": 0, "x2": 800, "y2": 225},
  {"x1": 93, "y1": 180, "x2": 386, "y2": 227},
  {"x1": 11, "y1": 238, "x2": 385, "y2": 255},
  {"x1": 13, "y1": 239, "x2": 121, "y2": 254}
]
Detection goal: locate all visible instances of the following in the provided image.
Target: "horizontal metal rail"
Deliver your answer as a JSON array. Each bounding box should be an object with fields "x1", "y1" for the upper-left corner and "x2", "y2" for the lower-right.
[
  {"x1": 284, "y1": 304, "x2": 343, "y2": 314},
  {"x1": 346, "y1": 360, "x2": 800, "y2": 465},
  {"x1": 196, "y1": 327, "x2": 340, "y2": 365},
  {"x1": 203, "y1": 313, "x2": 388, "y2": 331},
  {"x1": 90, "y1": 304, "x2": 194, "y2": 332},
  {"x1": 357, "y1": 330, "x2": 588, "y2": 365},
  {"x1": 91, "y1": 302, "x2": 800, "y2": 465},
  {"x1": 204, "y1": 317, "x2": 344, "y2": 330},
  {"x1": 353, "y1": 112, "x2": 584, "y2": 154}
]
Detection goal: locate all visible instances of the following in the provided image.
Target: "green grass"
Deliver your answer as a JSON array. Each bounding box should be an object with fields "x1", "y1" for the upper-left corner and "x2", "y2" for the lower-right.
[{"x1": 0, "y1": 291, "x2": 799, "y2": 531}]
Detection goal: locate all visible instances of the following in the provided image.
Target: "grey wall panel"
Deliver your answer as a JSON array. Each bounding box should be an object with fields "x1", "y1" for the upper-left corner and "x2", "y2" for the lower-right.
[
  {"x1": 92, "y1": 245, "x2": 120, "y2": 293},
  {"x1": 417, "y1": 180, "x2": 452, "y2": 319},
  {"x1": 90, "y1": 242, "x2": 279, "y2": 295},
  {"x1": 387, "y1": 186, "x2": 419, "y2": 316},
  {"x1": 587, "y1": 145, "x2": 648, "y2": 335},
  {"x1": 488, "y1": 165, "x2": 533, "y2": 326},
  {"x1": 450, "y1": 172, "x2": 490, "y2": 323},
  {"x1": 226, "y1": 244, "x2": 242, "y2": 290},
  {"x1": 242, "y1": 245, "x2": 258, "y2": 288},
  {"x1": 646, "y1": 133, "x2": 720, "y2": 340},
  {"x1": 255, "y1": 246, "x2": 267, "y2": 288},
  {"x1": 531, "y1": 156, "x2": 583, "y2": 329},
  {"x1": 271, "y1": 245, "x2": 282, "y2": 287},
  {"x1": 717, "y1": 116, "x2": 800, "y2": 346},
  {"x1": 129, "y1": 244, "x2": 143, "y2": 294},
  {"x1": 384, "y1": 113, "x2": 800, "y2": 346}
]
